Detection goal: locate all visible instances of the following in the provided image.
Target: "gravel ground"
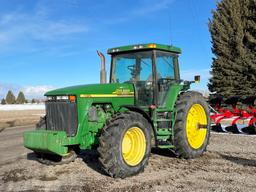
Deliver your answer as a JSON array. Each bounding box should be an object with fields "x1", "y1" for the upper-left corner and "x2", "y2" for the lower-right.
[{"x1": 1, "y1": 133, "x2": 256, "y2": 192}]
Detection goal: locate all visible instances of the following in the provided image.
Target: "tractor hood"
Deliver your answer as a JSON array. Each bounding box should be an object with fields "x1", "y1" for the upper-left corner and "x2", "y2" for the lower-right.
[{"x1": 45, "y1": 83, "x2": 135, "y2": 98}]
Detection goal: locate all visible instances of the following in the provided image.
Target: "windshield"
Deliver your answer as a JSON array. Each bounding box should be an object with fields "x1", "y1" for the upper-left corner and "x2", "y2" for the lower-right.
[{"x1": 111, "y1": 51, "x2": 153, "y2": 83}]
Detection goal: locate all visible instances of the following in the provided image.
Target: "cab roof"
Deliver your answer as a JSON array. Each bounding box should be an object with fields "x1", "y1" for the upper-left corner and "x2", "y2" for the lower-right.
[{"x1": 107, "y1": 43, "x2": 182, "y2": 55}]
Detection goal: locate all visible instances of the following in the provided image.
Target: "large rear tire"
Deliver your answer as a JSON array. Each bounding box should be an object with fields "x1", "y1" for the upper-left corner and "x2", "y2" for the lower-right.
[
  {"x1": 98, "y1": 112, "x2": 151, "y2": 178},
  {"x1": 174, "y1": 91, "x2": 210, "y2": 159}
]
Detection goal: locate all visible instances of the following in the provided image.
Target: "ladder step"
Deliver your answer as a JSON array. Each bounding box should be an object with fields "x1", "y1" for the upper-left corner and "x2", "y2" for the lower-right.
[
  {"x1": 156, "y1": 119, "x2": 171, "y2": 122},
  {"x1": 157, "y1": 140, "x2": 174, "y2": 148},
  {"x1": 157, "y1": 129, "x2": 172, "y2": 136},
  {"x1": 158, "y1": 145, "x2": 174, "y2": 149},
  {"x1": 157, "y1": 135, "x2": 171, "y2": 140}
]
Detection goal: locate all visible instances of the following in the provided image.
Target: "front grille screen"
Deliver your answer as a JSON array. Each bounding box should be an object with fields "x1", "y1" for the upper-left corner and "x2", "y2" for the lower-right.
[{"x1": 46, "y1": 101, "x2": 78, "y2": 137}]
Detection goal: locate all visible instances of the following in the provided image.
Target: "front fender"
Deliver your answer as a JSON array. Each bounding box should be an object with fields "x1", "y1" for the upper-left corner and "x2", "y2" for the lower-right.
[{"x1": 121, "y1": 105, "x2": 157, "y2": 147}]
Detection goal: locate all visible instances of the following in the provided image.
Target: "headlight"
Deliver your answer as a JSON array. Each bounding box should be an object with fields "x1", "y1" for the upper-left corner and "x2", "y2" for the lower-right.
[
  {"x1": 47, "y1": 95, "x2": 75, "y2": 102},
  {"x1": 47, "y1": 96, "x2": 55, "y2": 101},
  {"x1": 56, "y1": 96, "x2": 68, "y2": 100}
]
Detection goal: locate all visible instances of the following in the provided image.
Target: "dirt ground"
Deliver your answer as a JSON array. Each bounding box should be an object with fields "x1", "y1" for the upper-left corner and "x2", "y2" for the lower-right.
[
  {"x1": 0, "y1": 110, "x2": 45, "y2": 129},
  {"x1": 0, "y1": 131, "x2": 256, "y2": 192}
]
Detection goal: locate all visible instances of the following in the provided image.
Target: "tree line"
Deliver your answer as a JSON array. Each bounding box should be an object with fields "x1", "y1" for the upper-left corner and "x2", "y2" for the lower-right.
[{"x1": 1, "y1": 90, "x2": 39, "y2": 104}]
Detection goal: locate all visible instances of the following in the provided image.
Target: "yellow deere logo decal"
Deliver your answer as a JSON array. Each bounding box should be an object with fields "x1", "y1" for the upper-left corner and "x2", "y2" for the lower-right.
[
  {"x1": 80, "y1": 88, "x2": 134, "y2": 98},
  {"x1": 112, "y1": 88, "x2": 133, "y2": 95}
]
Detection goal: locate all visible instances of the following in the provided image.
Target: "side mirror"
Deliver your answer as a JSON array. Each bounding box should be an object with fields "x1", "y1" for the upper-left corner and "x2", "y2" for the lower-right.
[{"x1": 194, "y1": 75, "x2": 200, "y2": 83}]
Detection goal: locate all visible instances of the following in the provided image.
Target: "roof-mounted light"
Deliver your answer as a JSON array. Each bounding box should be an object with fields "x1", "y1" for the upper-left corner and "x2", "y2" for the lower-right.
[
  {"x1": 133, "y1": 45, "x2": 144, "y2": 49},
  {"x1": 148, "y1": 44, "x2": 156, "y2": 48},
  {"x1": 112, "y1": 49, "x2": 119, "y2": 53}
]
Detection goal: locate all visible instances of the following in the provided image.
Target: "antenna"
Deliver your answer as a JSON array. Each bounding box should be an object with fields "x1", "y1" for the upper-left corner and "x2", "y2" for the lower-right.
[{"x1": 168, "y1": 7, "x2": 173, "y2": 46}]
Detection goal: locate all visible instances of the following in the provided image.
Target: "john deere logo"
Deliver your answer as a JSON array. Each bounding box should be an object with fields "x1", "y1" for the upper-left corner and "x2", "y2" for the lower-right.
[
  {"x1": 80, "y1": 88, "x2": 134, "y2": 98},
  {"x1": 112, "y1": 88, "x2": 134, "y2": 95}
]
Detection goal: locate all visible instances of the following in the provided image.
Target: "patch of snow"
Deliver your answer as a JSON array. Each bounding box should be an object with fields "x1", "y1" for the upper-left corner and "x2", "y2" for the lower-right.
[{"x1": 0, "y1": 104, "x2": 45, "y2": 111}]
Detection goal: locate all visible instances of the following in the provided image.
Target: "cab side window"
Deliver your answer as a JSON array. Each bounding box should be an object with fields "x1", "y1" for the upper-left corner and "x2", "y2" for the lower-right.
[{"x1": 156, "y1": 51, "x2": 176, "y2": 106}]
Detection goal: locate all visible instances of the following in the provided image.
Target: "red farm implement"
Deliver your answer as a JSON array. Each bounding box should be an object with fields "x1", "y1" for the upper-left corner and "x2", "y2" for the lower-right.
[{"x1": 210, "y1": 96, "x2": 256, "y2": 134}]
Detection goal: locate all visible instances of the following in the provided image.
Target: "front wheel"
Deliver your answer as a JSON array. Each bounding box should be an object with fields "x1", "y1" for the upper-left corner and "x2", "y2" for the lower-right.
[
  {"x1": 36, "y1": 116, "x2": 46, "y2": 130},
  {"x1": 98, "y1": 112, "x2": 152, "y2": 178},
  {"x1": 174, "y1": 91, "x2": 210, "y2": 159},
  {"x1": 36, "y1": 150, "x2": 77, "y2": 165}
]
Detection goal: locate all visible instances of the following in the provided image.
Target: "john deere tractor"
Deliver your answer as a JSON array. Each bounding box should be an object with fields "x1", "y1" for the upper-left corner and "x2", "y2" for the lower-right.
[{"x1": 23, "y1": 43, "x2": 210, "y2": 178}]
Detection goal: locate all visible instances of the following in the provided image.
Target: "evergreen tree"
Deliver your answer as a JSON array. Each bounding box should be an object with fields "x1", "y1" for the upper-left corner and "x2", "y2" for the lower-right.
[
  {"x1": 1, "y1": 99, "x2": 6, "y2": 105},
  {"x1": 5, "y1": 90, "x2": 16, "y2": 104},
  {"x1": 16, "y1": 91, "x2": 26, "y2": 104},
  {"x1": 208, "y1": 0, "x2": 256, "y2": 98},
  {"x1": 31, "y1": 99, "x2": 36, "y2": 104},
  {"x1": 241, "y1": 0, "x2": 256, "y2": 95}
]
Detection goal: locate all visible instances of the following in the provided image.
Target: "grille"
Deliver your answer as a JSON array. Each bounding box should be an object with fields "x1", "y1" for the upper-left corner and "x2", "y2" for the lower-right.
[{"x1": 46, "y1": 101, "x2": 78, "y2": 137}]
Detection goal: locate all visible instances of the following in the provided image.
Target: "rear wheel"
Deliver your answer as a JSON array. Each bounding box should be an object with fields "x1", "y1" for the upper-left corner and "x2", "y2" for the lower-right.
[
  {"x1": 98, "y1": 112, "x2": 151, "y2": 178},
  {"x1": 174, "y1": 91, "x2": 210, "y2": 159}
]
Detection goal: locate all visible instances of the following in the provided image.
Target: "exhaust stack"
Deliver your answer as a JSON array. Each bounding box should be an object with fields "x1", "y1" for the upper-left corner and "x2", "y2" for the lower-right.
[{"x1": 97, "y1": 50, "x2": 107, "y2": 84}]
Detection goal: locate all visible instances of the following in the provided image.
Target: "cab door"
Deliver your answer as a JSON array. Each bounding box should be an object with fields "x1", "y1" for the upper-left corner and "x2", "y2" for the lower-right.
[
  {"x1": 154, "y1": 51, "x2": 180, "y2": 107},
  {"x1": 133, "y1": 51, "x2": 154, "y2": 106}
]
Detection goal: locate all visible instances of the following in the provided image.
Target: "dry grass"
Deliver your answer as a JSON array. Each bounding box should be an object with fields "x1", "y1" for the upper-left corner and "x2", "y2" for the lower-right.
[{"x1": 0, "y1": 110, "x2": 45, "y2": 128}]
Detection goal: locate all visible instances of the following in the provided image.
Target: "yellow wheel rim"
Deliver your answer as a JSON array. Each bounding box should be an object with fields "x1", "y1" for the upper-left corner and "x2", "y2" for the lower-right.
[
  {"x1": 186, "y1": 104, "x2": 208, "y2": 149},
  {"x1": 122, "y1": 127, "x2": 146, "y2": 166}
]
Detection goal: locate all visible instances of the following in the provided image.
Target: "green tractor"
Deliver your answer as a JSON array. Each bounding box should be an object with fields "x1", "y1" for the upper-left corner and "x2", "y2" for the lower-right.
[{"x1": 23, "y1": 43, "x2": 210, "y2": 178}]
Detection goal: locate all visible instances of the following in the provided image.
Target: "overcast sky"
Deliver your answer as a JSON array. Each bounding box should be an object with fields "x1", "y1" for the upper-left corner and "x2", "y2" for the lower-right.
[{"x1": 0, "y1": 0, "x2": 216, "y2": 99}]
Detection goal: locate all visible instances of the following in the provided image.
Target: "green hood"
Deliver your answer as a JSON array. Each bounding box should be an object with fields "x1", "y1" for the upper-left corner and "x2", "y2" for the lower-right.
[{"x1": 45, "y1": 83, "x2": 135, "y2": 97}]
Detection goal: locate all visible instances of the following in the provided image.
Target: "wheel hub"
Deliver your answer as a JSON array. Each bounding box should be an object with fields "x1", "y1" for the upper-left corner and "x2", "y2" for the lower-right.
[
  {"x1": 122, "y1": 127, "x2": 146, "y2": 166},
  {"x1": 186, "y1": 104, "x2": 208, "y2": 149}
]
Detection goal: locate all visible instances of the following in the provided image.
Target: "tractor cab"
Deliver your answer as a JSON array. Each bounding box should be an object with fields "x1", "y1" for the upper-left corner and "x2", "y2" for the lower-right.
[{"x1": 108, "y1": 43, "x2": 181, "y2": 107}]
